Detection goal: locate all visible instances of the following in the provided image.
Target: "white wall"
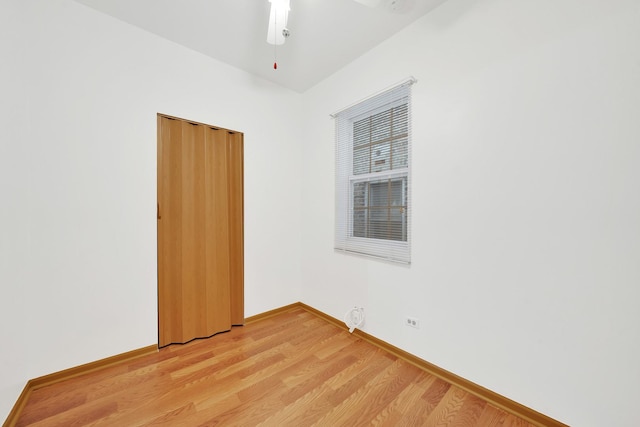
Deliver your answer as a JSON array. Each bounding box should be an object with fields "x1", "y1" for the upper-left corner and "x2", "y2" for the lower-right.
[
  {"x1": 300, "y1": 0, "x2": 640, "y2": 426},
  {"x1": 0, "y1": 1, "x2": 30, "y2": 420},
  {"x1": 0, "y1": 0, "x2": 302, "y2": 420}
]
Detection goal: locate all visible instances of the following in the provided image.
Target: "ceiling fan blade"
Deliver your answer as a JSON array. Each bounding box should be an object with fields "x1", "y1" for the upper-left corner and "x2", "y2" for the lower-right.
[
  {"x1": 353, "y1": 0, "x2": 383, "y2": 7},
  {"x1": 352, "y1": 0, "x2": 413, "y2": 13}
]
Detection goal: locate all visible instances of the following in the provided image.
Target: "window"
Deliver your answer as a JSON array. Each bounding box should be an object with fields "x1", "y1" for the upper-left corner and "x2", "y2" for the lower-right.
[{"x1": 334, "y1": 80, "x2": 413, "y2": 263}]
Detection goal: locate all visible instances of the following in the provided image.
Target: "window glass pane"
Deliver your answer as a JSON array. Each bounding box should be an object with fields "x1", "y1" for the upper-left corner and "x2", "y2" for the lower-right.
[
  {"x1": 392, "y1": 104, "x2": 408, "y2": 136},
  {"x1": 353, "y1": 103, "x2": 409, "y2": 175},
  {"x1": 391, "y1": 137, "x2": 408, "y2": 170},
  {"x1": 370, "y1": 110, "x2": 391, "y2": 142},
  {"x1": 370, "y1": 142, "x2": 390, "y2": 173},
  {"x1": 369, "y1": 214, "x2": 388, "y2": 240},
  {"x1": 353, "y1": 119, "x2": 370, "y2": 147},
  {"x1": 369, "y1": 181, "x2": 388, "y2": 207},
  {"x1": 369, "y1": 206, "x2": 388, "y2": 221},
  {"x1": 389, "y1": 206, "x2": 404, "y2": 221},
  {"x1": 353, "y1": 209, "x2": 366, "y2": 238},
  {"x1": 390, "y1": 179, "x2": 404, "y2": 206},
  {"x1": 388, "y1": 208, "x2": 405, "y2": 241},
  {"x1": 353, "y1": 146, "x2": 370, "y2": 175},
  {"x1": 351, "y1": 177, "x2": 407, "y2": 242},
  {"x1": 353, "y1": 182, "x2": 367, "y2": 208}
]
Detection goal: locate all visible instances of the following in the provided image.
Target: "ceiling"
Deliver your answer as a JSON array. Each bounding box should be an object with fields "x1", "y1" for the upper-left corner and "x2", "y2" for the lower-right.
[{"x1": 75, "y1": 0, "x2": 446, "y2": 93}]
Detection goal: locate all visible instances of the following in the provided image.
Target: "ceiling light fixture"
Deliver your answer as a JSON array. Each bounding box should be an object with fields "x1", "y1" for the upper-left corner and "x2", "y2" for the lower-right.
[
  {"x1": 267, "y1": 0, "x2": 290, "y2": 45},
  {"x1": 266, "y1": 0, "x2": 291, "y2": 70},
  {"x1": 353, "y1": 0, "x2": 383, "y2": 7},
  {"x1": 353, "y1": 0, "x2": 408, "y2": 12}
]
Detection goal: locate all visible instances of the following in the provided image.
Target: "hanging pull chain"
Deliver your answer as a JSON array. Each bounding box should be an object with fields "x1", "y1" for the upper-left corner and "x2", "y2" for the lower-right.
[{"x1": 273, "y1": 6, "x2": 278, "y2": 70}]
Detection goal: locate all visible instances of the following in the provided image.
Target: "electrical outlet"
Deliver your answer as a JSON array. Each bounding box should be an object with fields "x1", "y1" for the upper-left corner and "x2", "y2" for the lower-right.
[{"x1": 405, "y1": 316, "x2": 420, "y2": 329}]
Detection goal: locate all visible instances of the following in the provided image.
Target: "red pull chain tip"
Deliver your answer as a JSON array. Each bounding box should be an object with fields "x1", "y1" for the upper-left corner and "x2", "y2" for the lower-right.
[{"x1": 273, "y1": 62, "x2": 278, "y2": 70}]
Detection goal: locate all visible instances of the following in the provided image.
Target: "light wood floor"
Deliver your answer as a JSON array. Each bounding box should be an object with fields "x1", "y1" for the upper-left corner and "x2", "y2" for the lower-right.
[{"x1": 16, "y1": 307, "x2": 536, "y2": 426}]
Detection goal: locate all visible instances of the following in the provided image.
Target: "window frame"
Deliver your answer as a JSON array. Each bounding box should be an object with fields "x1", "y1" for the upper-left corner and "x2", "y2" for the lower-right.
[{"x1": 334, "y1": 81, "x2": 413, "y2": 264}]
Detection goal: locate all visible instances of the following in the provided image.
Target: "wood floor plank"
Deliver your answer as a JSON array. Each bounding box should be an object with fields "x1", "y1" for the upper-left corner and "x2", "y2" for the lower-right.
[
  {"x1": 15, "y1": 307, "x2": 548, "y2": 426},
  {"x1": 325, "y1": 348, "x2": 397, "y2": 405},
  {"x1": 369, "y1": 380, "x2": 433, "y2": 426},
  {"x1": 311, "y1": 358, "x2": 409, "y2": 426},
  {"x1": 423, "y1": 387, "x2": 469, "y2": 426},
  {"x1": 193, "y1": 353, "x2": 320, "y2": 419},
  {"x1": 475, "y1": 404, "x2": 509, "y2": 427},
  {"x1": 340, "y1": 359, "x2": 427, "y2": 426},
  {"x1": 258, "y1": 383, "x2": 335, "y2": 427},
  {"x1": 280, "y1": 351, "x2": 358, "y2": 406},
  {"x1": 450, "y1": 393, "x2": 488, "y2": 426}
]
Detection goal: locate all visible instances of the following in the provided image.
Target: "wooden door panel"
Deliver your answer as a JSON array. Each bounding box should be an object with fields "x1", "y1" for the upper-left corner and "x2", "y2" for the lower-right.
[
  {"x1": 158, "y1": 116, "x2": 184, "y2": 345},
  {"x1": 228, "y1": 132, "x2": 244, "y2": 325},
  {"x1": 205, "y1": 126, "x2": 231, "y2": 334},
  {"x1": 158, "y1": 115, "x2": 241, "y2": 347},
  {"x1": 180, "y1": 121, "x2": 208, "y2": 341}
]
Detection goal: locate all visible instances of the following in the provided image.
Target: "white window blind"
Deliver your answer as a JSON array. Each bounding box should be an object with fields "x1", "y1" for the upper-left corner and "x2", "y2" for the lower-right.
[{"x1": 334, "y1": 78, "x2": 414, "y2": 264}]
